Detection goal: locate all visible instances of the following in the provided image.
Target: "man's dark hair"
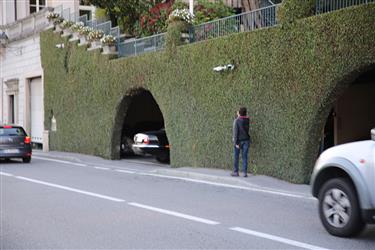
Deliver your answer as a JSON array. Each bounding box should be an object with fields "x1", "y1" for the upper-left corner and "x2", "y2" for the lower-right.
[{"x1": 239, "y1": 107, "x2": 247, "y2": 116}]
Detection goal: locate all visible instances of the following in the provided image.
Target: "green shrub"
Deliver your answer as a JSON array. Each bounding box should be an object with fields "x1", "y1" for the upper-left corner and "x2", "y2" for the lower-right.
[{"x1": 278, "y1": 0, "x2": 315, "y2": 24}]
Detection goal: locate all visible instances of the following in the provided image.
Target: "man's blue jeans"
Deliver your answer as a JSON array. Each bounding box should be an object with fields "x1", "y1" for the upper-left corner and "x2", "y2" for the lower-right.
[{"x1": 233, "y1": 140, "x2": 250, "y2": 174}]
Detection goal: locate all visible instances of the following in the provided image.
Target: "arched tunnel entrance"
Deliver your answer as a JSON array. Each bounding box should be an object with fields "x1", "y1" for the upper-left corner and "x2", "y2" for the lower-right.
[
  {"x1": 118, "y1": 88, "x2": 169, "y2": 162},
  {"x1": 319, "y1": 67, "x2": 375, "y2": 153}
]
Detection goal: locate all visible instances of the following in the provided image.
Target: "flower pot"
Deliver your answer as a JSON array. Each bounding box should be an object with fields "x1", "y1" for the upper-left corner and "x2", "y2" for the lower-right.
[
  {"x1": 102, "y1": 45, "x2": 116, "y2": 54},
  {"x1": 69, "y1": 32, "x2": 80, "y2": 41},
  {"x1": 79, "y1": 35, "x2": 87, "y2": 45},
  {"x1": 54, "y1": 25, "x2": 62, "y2": 33},
  {"x1": 62, "y1": 28, "x2": 72, "y2": 37},
  {"x1": 90, "y1": 40, "x2": 101, "y2": 49}
]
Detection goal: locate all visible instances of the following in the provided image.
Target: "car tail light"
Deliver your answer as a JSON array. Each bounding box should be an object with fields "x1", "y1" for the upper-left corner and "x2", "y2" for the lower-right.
[
  {"x1": 143, "y1": 137, "x2": 150, "y2": 144},
  {"x1": 24, "y1": 136, "x2": 31, "y2": 144},
  {"x1": 3, "y1": 125, "x2": 12, "y2": 128}
]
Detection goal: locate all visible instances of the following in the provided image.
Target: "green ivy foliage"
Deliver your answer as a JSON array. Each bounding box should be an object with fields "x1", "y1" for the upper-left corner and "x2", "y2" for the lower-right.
[
  {"x1": 278, "y1": 0, "x2": 315, "y2": 24},
  {"x1": 41, "y1": 4, "x2": 375, "y2": 183}
]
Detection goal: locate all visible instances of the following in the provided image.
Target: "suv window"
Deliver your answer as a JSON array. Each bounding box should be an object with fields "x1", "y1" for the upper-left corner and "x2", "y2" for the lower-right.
[{"x1": 0, "y1": 127, "x2": 26, "y2": 136}]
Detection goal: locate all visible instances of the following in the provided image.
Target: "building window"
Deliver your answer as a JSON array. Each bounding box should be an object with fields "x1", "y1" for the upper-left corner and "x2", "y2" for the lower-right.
[
  {"x1": 30, "y1": 0, "x2": 46, "y2": 14},
  {"x1": 9, "y1": 95, "x2": 15, "y2": 124}
]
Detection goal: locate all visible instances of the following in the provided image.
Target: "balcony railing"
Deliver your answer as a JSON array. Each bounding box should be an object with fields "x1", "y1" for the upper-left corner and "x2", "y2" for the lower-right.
[
  {"x1": 192, "y1": 4, "x2": 277, "y2": 43},
  {"x1": 117, "y1": 4, "x2": 278, "y2": 58},
  {"x1": 316, "y1": 0, "x2": 375, "y2": 14},
  {"x1": 53, "y1": 5, "x2": 121, "y2": 45},
  {"x1": 0, "y1": 8, "x2": 52, "y2": 42},
  {"x1": 118, "y1": 33, "x2": 166, "y2": 58}
]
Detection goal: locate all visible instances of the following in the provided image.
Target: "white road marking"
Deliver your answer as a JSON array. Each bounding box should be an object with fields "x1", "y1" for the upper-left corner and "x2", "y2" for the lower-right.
[
  {"x1": 0, "y1": 172, "x2": 14, "y2": 177},
  {"x1": 94, "y1": 167, "x2": 110, "y2": 170},
  {"x1": 32, "y1": 155, "x2": 313, "y2": 200},
  {"x1": 141, "y1": 173, "x2": 313, "y2": 200},
  {"x1": 33, "y1": 156, "x2": 88, "y2": 167},
  {"x1": 14, "y1": 176, "x2": 125, "y2": 202},
  {"x1": 115, "y1": 169, "x2": 136, "y2": 174},
  {"x1": 230, "y1": 227, "x2": 330, "y2": 250},
  {"x1": 128, "y1": 202, "x2": 220, "y2": 225}
]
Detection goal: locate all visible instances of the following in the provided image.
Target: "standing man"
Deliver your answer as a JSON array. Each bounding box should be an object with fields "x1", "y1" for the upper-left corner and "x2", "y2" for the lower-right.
[{"x1": 231, "y1": 107, "x2": 251, "y2": 177}]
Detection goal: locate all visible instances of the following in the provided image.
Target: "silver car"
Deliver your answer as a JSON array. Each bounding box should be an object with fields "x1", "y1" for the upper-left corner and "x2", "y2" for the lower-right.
[{"x1": 310, "y1": 128, "x2": 375, "y2": 237}]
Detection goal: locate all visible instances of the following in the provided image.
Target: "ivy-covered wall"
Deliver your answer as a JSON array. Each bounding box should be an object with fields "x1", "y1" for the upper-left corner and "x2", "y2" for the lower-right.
[{"x1": 41, "y1": 4, "x2": 375, "y2": 183}]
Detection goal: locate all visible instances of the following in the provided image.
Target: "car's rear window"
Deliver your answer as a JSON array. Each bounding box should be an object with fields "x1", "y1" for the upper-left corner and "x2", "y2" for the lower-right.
[{"x1": 0, "y1": 127, "x2": 26, "y2": 136}]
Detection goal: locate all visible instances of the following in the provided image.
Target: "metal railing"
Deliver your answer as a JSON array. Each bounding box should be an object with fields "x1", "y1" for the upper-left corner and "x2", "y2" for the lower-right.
[
  {"x1": 192, "y1": 4, "x2": 278, "y2": 43},
  {"x1": 52, "y1": 5, "x2": 121, "y2": 45},
  {"x1": 118, "y1": 33, "x2": 166, "y2": 58},
  {"x1": 316, "y1": 0, "x2": 375, "y2": 14}
]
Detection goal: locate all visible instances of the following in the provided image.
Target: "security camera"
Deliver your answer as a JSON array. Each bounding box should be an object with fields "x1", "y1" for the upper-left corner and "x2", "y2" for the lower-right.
[
  {"x1": 213, "y1": 66, "x2": 226, "y2": 72},
  {"x1": 213, "y1": 64, "x2": 235, "y2": 72},
  {"x1": 226, "y1": 64, "x2": 235, "y2": 70},
  {"x1": 55, "y1": 43, "x2": 64, "y2": 49}
]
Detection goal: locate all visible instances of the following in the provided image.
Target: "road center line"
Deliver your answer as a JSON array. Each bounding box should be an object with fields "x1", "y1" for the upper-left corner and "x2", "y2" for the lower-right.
[
  {"x1": 115, "y1": 169, "x2": 136, "y2": 174},
  {"x1": 32, "y1": 156, "x2": 88, "y2": 167},
  {"x1": 14, "y1": 175, "x2": 125, "y2": 202},
  {"x1": 230, "y1": 227, "x2": 330, "y2": 250},
  {"x1": 128, "y1": 202, "x2": 220, "y2": 225},
  {"x1": 0, "y1": 172, "x2": 14, "y2": 177},
  {"x1": 94, "y1": 167, "x2": 110, "y2": 170}
]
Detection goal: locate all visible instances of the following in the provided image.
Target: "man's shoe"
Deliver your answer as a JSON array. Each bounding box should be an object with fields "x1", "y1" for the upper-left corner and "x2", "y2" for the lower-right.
[
  {"x1": 243, "y1": 173, "x2": 248, "y2": 177},
  {"x1": 231, "y1": 172, "x2": 239, "y2": 177}
]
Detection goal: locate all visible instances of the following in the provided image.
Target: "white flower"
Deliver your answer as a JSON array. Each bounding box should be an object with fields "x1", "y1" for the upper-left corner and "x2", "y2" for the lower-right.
[
  {"x1": 100, "y1": 35, "x2": 116, "y2": 45},
  {"x1": 169, "y1": 9, "x2": 195, "y2": 24}
]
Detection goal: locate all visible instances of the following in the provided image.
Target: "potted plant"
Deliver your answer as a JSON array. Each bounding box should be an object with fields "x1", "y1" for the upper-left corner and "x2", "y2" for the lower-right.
[
  {"x1": 70, "y1": 22, "x2": 84, "y2": 41},
  {"x1": 87, "y1": 30, "x2": 104, "y2": 49},
  {"x1": 100, "y1": 34, "x2": 117, "y2": 54},
  {"x1": 53, "y1": 17, "x2": 64, "y2": 33},
  {"x1": 60, "y1": 20, "x2": 74, "y2": 37},
  {"x1": 47, "y1": 12, "x2": 60, "y2": 26},
  {"x1": 78, "y1": 26, "x2": 93, "y2": 45}
]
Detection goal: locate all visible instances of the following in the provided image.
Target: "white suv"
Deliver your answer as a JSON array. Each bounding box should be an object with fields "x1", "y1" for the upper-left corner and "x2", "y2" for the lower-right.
[{"x1": 310, "y1": 128, "x2": 375, "y2": 237}]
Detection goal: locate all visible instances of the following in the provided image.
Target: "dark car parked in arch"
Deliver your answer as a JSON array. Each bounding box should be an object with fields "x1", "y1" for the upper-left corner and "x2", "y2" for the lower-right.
[
  {"x1": 0, "y1": 124, "x2": 32, "y2": 163},
  {"x1": 132, "y1": 128, "x2": 170, "y2": 163}
]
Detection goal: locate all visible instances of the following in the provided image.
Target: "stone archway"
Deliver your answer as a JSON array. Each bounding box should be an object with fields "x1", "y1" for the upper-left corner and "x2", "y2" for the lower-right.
[{"x1": 111, "y1": 88, "x2": 166, "y2": 159}]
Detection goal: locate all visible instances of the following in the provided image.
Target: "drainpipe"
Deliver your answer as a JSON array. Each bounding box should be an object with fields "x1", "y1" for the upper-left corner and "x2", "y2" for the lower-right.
[{"x1": 189, "y1": 0, "x2": 194, "y2": 15}]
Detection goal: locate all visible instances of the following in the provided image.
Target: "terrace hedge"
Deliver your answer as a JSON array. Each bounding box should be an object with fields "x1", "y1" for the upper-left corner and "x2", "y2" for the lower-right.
[{"x1": 41, "y1": 3, "x2": 375, "y2": 183}]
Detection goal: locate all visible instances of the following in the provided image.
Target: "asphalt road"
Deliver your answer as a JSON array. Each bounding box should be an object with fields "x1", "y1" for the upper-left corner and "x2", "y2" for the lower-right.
[{"x1": 1, "y1": 154, "x2": 374, "y2": 249}]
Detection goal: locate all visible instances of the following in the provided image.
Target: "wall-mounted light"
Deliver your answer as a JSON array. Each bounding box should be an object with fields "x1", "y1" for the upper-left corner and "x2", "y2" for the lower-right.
[{"x1": 213, "y1": 64, "x2": 235, "y2": 73}]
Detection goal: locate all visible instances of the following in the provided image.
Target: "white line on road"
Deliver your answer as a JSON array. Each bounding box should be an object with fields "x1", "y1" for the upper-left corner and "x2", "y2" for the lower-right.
[
  {"x1": 14, "y1": 176, "x2": 125, "y2": 202},
  {"x1": 128, "y1": 202, "x2": 220, "y2": 225},
  {"x1": 140, "y1": 173, "x2": 313, "y2": 200},
  {"x1": 230, "y1": 227, "x2": 330, "y2": 250},
  {"x1": 32, "y1": 156, "x2": 88, "y2": 167},
  {"x1": 94, "y1": 167, "x2": 110, "y2": 170},
  {"x1": 0, "y1": 172, "x2": 14, "y2": 177},
  {"x1": 32, "y1": 155, "x2": 313, "y2": 200},
  {"x1": 115, "y1": 169, "x2": 136, "y2": 174}
]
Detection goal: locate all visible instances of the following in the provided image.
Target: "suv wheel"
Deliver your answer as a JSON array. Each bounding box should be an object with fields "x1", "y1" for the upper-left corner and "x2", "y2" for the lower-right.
[{"x1": 318, "y1": 178, "x2": 365, "y2": 237}]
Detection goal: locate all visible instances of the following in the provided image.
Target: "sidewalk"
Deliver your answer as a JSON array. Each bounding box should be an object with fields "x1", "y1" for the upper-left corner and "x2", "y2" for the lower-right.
[{"x1": 32, "y1": 150, "x2": 312, "y2": 198}]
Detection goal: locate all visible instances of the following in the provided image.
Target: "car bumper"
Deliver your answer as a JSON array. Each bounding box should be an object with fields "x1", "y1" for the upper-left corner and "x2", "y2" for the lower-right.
[
  {"x1": 132, "y1": 144, "x2": 167, "y2": 156},
  {"x1": 362, "y1": 209, "x2": 375, "y2": 224},
  {"x1": 0, "y1": 148, "x2": 32, "y2": 158}
]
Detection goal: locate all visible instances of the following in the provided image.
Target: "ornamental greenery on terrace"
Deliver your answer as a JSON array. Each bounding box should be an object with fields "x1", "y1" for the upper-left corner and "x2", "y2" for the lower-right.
[{"x1": 169, "y1": 9, "x2": 195, "y2": 24}]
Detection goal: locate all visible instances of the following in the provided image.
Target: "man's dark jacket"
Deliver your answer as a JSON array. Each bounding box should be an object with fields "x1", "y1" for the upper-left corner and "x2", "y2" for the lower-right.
[{"x1": 233, "y1": 116, "x2": 250, "y2": 145}]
